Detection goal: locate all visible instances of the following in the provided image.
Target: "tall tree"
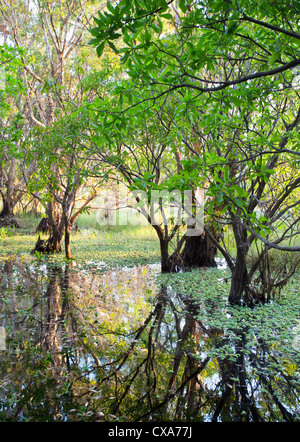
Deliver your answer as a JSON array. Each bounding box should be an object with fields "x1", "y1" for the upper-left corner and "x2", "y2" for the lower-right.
[
  {"x1": 0, "y1": 43, "x2": 32, "y2": 226},
  {"x1": 90, "y1": 0, "x2": 300, "y2": 304},
  {"x1": 0, "y1": 0, "x2": 103, "y2": 253},
  {"x1": 29, "y1": 111, "x2": 102, "y2": 259}
]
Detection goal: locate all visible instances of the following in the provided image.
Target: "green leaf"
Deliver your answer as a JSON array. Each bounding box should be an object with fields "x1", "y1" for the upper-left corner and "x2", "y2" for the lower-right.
[
  {"x1": 107, "y1": 41, "x2": 119, "y2": 53},
  {"x1": 106, "y1": 0, "x2": 115, "y2": 13},
  {"x1": 161, "y1": 13, "x2": 173, "y2": 19},
  {"x1": 268, "y1": 52, "x2": 280, "y2": 64},
  {"x1": 152, "y1": 23, "x2": 161, "y2": 34},
  {"x1": 88, "y1": 38, "x2": 102, "y2": 46},
  {"x1": 179, "y1": 0, "x2": 187, "y2": 13},
  {"x1": 96, "y1": 41, "x2": 105, "y2": 57}
]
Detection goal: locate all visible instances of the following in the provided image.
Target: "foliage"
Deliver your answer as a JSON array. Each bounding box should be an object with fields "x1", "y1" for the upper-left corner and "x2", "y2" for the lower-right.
[
  {"x1": 1, "y1": 0, "x2": 300, "y2": 424},
  {"x1": 87, "y1": 0, "x2": 300, "y2": 304},
  {"x1": 1, "y1": 0, "x2": 300, "y2": 295}
]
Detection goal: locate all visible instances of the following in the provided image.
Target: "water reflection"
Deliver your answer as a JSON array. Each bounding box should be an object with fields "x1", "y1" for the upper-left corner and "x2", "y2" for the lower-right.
[{"x1": 0, "y1": 258, "x2": 299, "y2": 422}]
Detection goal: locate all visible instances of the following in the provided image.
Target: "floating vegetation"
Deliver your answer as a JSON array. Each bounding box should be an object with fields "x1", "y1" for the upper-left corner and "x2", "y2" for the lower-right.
[{"x1": 0, "y1": 241, "x2": 300, "y2": 422}]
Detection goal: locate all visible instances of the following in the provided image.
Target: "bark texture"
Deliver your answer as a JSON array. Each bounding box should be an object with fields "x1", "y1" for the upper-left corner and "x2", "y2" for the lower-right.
[{"x1": 179, "y1": 231, "x2": 218, "y2": 269}]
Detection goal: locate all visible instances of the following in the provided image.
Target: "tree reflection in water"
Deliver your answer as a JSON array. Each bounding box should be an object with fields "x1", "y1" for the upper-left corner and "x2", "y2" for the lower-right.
[{"x1": 0, "y1": 258, "x2": 299, "y2": 421}]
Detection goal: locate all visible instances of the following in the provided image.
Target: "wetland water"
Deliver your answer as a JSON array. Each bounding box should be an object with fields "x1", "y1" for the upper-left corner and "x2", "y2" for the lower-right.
[{"x1": 0, "y1": 257, "x2": 300, "y2": 422}]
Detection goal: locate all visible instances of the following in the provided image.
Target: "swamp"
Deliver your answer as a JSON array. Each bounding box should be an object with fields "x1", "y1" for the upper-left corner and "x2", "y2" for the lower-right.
[
  {"x1": 0, "y1": 217, "x2": 300, "y2": 422},
  {"x1": 1, "y1": 0, "x2": 300, "y2": 424}
]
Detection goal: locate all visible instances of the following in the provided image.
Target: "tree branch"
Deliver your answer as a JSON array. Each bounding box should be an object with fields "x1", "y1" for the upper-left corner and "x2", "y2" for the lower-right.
[{"x1": 242, "y1": 13, "x2": 300, "y2": 41}]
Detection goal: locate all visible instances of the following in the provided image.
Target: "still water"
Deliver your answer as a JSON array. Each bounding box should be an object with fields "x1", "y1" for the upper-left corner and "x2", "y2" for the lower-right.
[{"x1": 0, "y1": 257, "x2": 300, "y2": 422}]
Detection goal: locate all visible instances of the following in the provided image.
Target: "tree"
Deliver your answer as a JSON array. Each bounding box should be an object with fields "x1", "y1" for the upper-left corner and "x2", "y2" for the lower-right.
[
  {"x1": 0, "y1": 43, "x2": 33, "y2": 226},
  {"x1": 29, "y1": 111, "x2": 102, "y2": 259},
  {"x1": 90, "y1": 0, "x2": 300, "y2": 304},
  {"x1": 0, "y1": 0, "x2": 104, "y2": 253},
  {"x1": 89, "y1": 84, "x2": 219, "y2": 272},
  {"x1": 181, "y1": 84, "x2": 300, "y2": 305},
  {"x1": 89, "y1": 0, "x2": 300, "y2": 95}
]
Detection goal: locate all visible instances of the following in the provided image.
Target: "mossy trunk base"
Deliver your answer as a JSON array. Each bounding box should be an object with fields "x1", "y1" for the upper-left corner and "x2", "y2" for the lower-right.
[
  {"x1": 31, "y1": 235, "x2": 62, "y2": 254},
  {"x1": 179, "y1": 232, "x2": 217, "y2": 269}
]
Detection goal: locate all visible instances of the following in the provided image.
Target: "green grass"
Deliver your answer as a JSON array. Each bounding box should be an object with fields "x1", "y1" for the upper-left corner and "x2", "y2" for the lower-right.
[
  {"x1": 0, "y1": 211, "x2": 161, "y2": 268},
  {"x1": 1, "y1": 210, "x2": 299, "y2": 274}
]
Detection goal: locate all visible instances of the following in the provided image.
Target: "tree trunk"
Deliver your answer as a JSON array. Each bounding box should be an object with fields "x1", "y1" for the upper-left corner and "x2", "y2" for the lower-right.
[
  {"x1": 64, "y1": 215, "x2": 72, "y2": 260},
  {"x1": 0, "y1": 197, "x2": 22, "y2": 228},
  {"x1": 0, "y1": 198, "x2": 15, "y2": 217},
  {"x1": 0, "y1": 157, "x2": 23, "y2": 225},
  {"x1": 177, "y1": 186, "x2": 218, "y2": 269},
  {"x1": 160, "y1": 237, "x2": 171, "y2": 273},
  {"x1": 158, "y1": 228, "x2": 218, "y2": 273},
  {"x1": 52, "y1": 219, "x2": 63, "y2": 252},
  {"x1": 228, "y1": 217, "x2": 249, "y2": 305},
  {"x1": 228, "y1": 253, "x2": 249, "y2": 305},
  {"x1": 33, "y1": 199, "x2": 63, "y2": 254},
  {"x1": 65, "y1": 229, "x2": 72, "y2": 259},
  {"x1": 179, "y1": 230, "x2": 217, "y2": 269}
]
